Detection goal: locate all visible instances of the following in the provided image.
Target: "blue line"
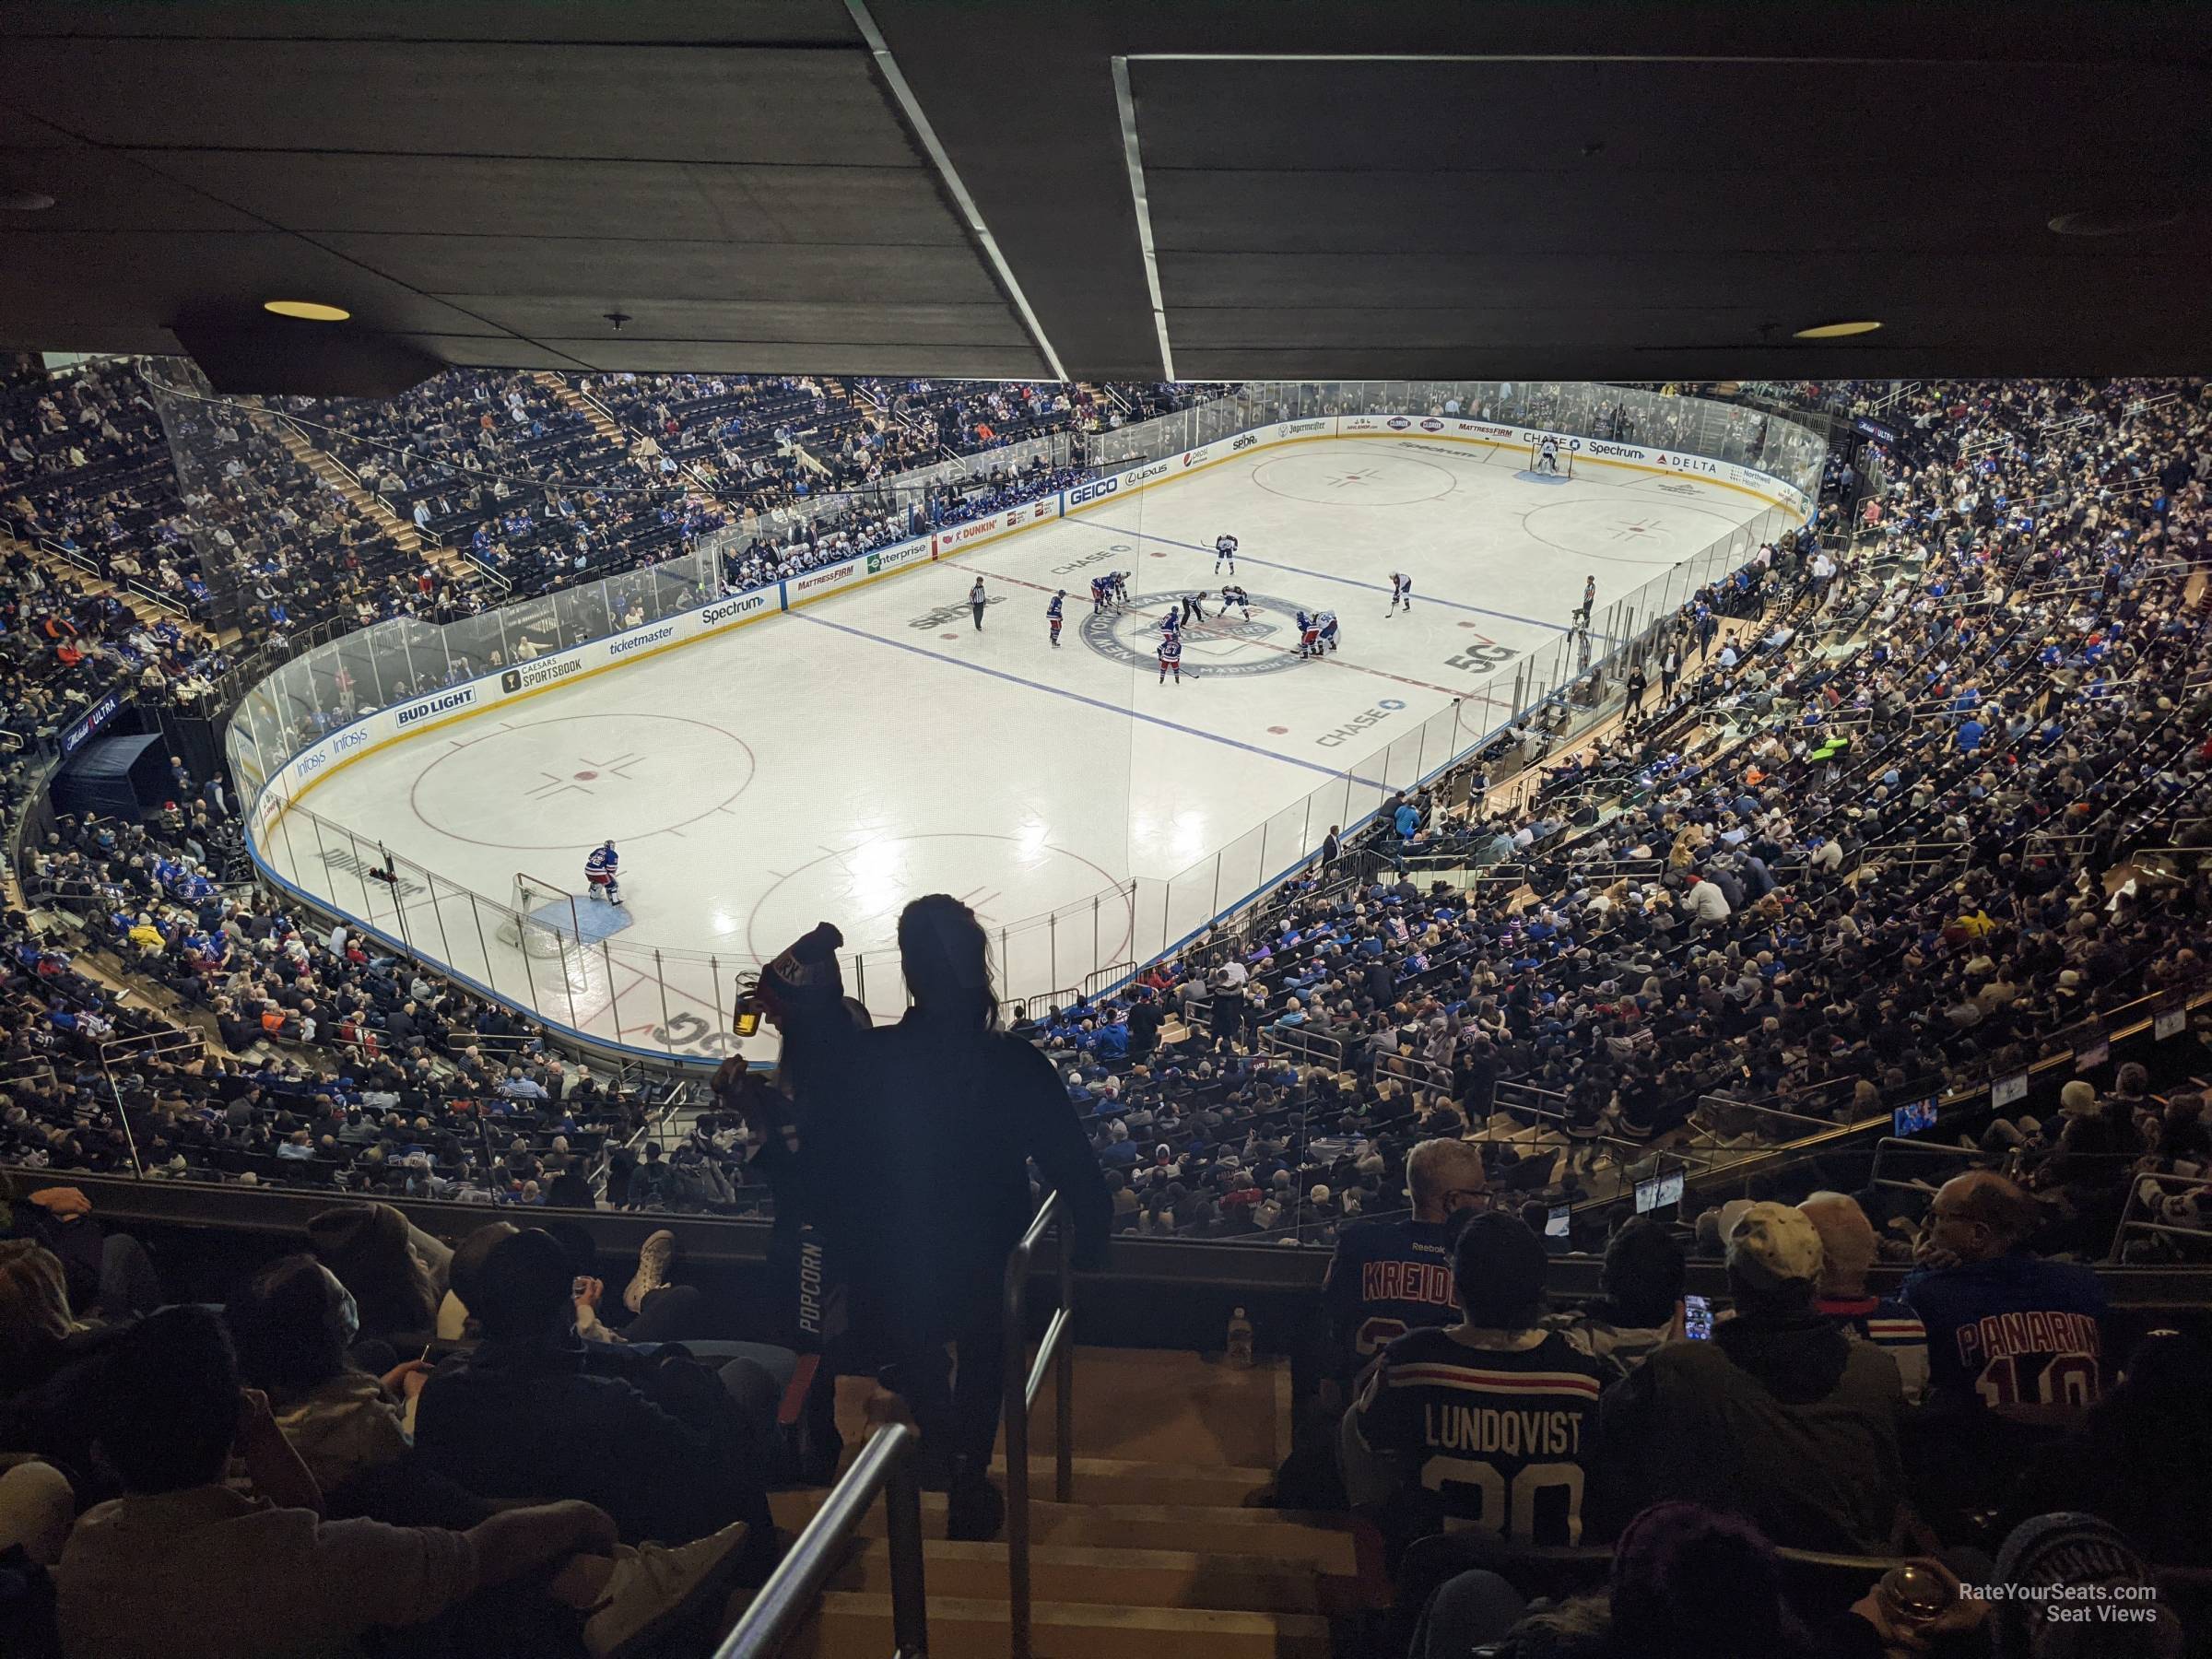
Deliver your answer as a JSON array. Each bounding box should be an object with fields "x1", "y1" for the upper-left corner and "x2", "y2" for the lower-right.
[
  {"x1": 794, "y1": 611, "x2": 1388, "y2": 788},
  {"x1": 1086, "y1": 518, "x2": 1571, "y2": 633}
]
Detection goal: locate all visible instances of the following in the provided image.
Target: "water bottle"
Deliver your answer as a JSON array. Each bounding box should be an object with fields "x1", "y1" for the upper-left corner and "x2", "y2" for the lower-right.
[{"x1": 1225, "y1": 1306, "x2": 1255, "y2": 1369}]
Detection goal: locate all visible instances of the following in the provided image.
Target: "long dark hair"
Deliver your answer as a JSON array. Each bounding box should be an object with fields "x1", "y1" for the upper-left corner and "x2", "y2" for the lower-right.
[{"x1": 898, "y1": 894, "x2": 997, "y2": 1030}]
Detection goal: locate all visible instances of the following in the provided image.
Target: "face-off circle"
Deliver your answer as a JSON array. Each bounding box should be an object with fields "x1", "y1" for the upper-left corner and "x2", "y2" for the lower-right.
[
  {"x1": 745, "y1": 831, "x2": 1131, "y2": 962},
  {"x1": 409, "y1": 712, "x2": 756, "y2": 849},
  {"x1": 1519, "y1": 497, "x2": 1742, "y2": 565},
  {"x1": 1080, "y1": 590, "x2": 1321, "y2": 679},
  {"x1": 1251, "y1": 448, "x2": 1457, "y2": 506}
]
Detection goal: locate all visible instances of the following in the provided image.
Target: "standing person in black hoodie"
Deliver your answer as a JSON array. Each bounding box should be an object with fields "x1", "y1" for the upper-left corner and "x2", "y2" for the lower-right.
[{"x1": 774, "y1": 896, "x2": 1112, "y2": 1540}]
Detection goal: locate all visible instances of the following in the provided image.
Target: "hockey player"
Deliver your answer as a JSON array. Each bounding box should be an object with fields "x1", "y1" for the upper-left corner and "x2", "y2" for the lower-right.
[
  {"x1": 1220, "y1": 583, "x2": 1252, "y2": 620},
  {"x1": 1048, "y1": 589, "x2": 1065, "y2": 647},
  {"x1": 584, "y1": 840, "x2": 622, "y2": 905},
  {"x1": 1296, "y1": 610, "x2": 1321, "y2": 659},
  {"x1": 1090, "y1": 574, "x2": 1112, "y2": 614},
  {"x1": 1157, "y1": 630, "x2": 1182, "y2": 685},
  {"x1": 1111, "y1": 571, "x2": 1131, "y2": 610},
  {"x1": 1182, "y1": 591, "x2": 1206, "y2": 626},
  {"x1": 1214, "y1": 533, "x2": 1239, "y2": 575},
  {"x1": 1318, "y1": 610, "x2": 1340, "y2": 653},
  {"x1": 1159, "y1": 605, "x2": 1182, "y2": 642},
  {"x1": 1537, "y1": 434, "x2": 1562, "y2": 475},
  {"x1": 1386, "y1": 572, "x2": 1412, "y2": 615}
]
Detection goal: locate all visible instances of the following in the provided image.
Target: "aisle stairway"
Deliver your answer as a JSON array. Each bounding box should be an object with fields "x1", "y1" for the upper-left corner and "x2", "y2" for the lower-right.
[
  {"x1": 263, "y1": 418, "x2": 444, "y2": 569},
  {"x1": 534, "y1": 371, "x2": 632, "y2": 451},
  {"x1": 771, "y1": 1346, "x2": 1350, "y2": 1658}
]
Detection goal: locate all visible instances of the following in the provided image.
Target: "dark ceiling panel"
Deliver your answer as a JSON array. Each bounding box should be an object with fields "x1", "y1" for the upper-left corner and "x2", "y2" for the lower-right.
[
  {"x1": 132, "y1": 153, "x2": 966, "y2": 244},
  {"x1": 0, "y1": 230, "x2": 517, "y2": 337},
  {"x1": 0, "y1": 147, "x2": 262, "y2": 231},
  {"x1": 1159, "y1": 249, "x2": 2206, "y2": 313},
  {"x1": 1126, "y1": 59, "x2": 2212, "y2": 177},
  {"x1": 1146, "y1": 170, "x2": 2212, "y2": 258},
  {"x1": 0, "y1": 41, "x2": 915, "y2": 165},
  {"x1": 436, "y1": 297, "x2": 1029, "y2": 347},
  {"x1": 391, "y1": 335, "x2": 592, "y2": 370},
  {"x1": 6, "y1": 1, "x2": 2212, "y2": 382},
  {"x1": 0, "y1": 2, "x2": 856, "y2": 44},
  {"x1": 318, "y1": 234, "x2": 1002, "y2": 304},
  {"x1": 532, "y1": 339, "x2": 1050, "y2": 376}
]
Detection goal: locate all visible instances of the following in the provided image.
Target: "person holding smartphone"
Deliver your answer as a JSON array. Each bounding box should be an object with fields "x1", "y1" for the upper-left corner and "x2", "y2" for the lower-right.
[
  {"x1": 1597, "y1": 1202, "x2": 1908, "y2": 1553},
  {"x1": 1543, "y1": 1216, "x2": 1686, "y2": 1380}
]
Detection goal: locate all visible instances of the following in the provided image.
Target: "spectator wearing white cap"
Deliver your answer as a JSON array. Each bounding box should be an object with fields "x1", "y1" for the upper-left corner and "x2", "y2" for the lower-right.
[{"x1": 1598, "y1": 1200, "x2": 1908, "y2": 1551}]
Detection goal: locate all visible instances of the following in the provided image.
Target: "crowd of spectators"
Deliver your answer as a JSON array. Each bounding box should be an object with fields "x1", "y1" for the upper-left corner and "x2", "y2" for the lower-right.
[
  {"x1": 5, "y1": 365, "x2": 2212, "y2": 1656},
  {"x1": 737, "y1": 376, "x2": 2205, "y2": 1265},
  {"x1": 5, "y1": 788, "x2": 655, "y2": 1208}
]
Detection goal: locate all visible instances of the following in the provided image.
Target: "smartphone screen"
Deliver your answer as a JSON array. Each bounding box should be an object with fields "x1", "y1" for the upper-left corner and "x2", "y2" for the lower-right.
[
  {"x1": 732, "y1": 970, "x2": 762, "y2": 1038},
  {"x1": 1545, "y1": 1205, "x2": 1571, "y2": 1240},
  {"x1": 1683, "y1": 1294, "x2": 1713, "y2": 1341}
]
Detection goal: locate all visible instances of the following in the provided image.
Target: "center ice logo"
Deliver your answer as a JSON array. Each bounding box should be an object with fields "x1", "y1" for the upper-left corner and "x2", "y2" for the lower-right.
[{"x1": 1079, "y1": 591, "x2": 1310, "y2": 679}]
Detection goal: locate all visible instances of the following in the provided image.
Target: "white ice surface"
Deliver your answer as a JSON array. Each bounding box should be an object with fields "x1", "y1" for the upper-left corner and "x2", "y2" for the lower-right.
[{"x1": 266, "y1": 439, "x2": 1771, "y2": 1060}]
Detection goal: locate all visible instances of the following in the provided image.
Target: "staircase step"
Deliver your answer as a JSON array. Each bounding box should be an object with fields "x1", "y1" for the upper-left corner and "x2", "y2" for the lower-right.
[
  {"x1": 983, "y1": 1455, "x2": 1275, "y2": 1509},
  {"x1": 770, "y1": 1490, "x2": 1353, "y2": 1571},
  {"x1": 835, "y1": 1538, "x2": 1329, "y2": 1614},
  {"x1": 794, "y1": 1591, "x2": 1331, "y2": 1659}
]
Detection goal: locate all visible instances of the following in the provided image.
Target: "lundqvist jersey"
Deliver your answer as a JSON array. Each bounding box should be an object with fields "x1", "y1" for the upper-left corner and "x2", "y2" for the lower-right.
[{"x1": 1350, "y1": 1324, "x2": 1606, "y2": 1546}]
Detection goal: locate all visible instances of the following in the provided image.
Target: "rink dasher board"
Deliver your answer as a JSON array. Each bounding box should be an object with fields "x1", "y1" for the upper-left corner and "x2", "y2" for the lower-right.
[{"x1": 244, "y1": 411, "x2": 1813, "y2": 860}]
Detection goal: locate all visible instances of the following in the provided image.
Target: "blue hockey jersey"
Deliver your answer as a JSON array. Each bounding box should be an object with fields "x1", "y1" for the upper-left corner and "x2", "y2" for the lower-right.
[
  {"x1": 1901, "y1": 1251, "x2": 2108, "y2": 1414},
  {"x1": 1324, "y1": 1217, "x2": 1459, "y2": 1366}
]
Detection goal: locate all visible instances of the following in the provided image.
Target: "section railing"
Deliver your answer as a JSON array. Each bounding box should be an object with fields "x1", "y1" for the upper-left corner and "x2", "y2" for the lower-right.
[
  {"x1": 715, "y1": 1419, "x2": 928, "y2": 1659},
  {"x1": 2110, "y1": 1171, "x2": 2212, "y2": 1265},
  {"x1": 1003, "y1": 1191, "x2": 1077, "y2": 1659}
]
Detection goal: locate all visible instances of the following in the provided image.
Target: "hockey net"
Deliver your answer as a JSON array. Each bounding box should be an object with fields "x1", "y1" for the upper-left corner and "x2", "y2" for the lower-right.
[
  {"x1": 1527, "y1": 439, "x2": 1575, "y2": 477},
  {"x1": 495, "y1": 870, "x2": 581, "y2": 959}
]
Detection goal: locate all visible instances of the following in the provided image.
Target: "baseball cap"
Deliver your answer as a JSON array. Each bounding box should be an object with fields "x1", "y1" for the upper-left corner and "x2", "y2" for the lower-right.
[{"x1": 1725, "y1": 1201, "x2": 1824, "y2": 1290}]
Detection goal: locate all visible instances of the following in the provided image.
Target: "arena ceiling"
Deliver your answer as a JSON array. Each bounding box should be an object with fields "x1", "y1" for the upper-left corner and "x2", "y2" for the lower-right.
[{"x1": 2, "y1": 2, "x2": 2208, "y2": 392}]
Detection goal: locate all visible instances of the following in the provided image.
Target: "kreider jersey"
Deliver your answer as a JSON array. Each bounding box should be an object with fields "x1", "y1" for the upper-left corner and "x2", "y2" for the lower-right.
[
  {"x1": 1350, "y1": 1324, "x2": 1606, "y2": 1546},
  {"x1": 1324, "y1": 1217, "x2": 1457, "y2": 1365}
]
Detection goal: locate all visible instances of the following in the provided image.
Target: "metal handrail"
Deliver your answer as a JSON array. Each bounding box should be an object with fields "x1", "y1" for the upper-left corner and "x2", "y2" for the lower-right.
[
  {"x1": 715, "y1": 1420, "x2": 927, "y2": 1659},
  {"x1": 2109, "y1": 1171, "x2": 2212, "y2": 1264},
  {"x1": 1002, "y1": 1191, "x2": 1076, "y2": 1659}
]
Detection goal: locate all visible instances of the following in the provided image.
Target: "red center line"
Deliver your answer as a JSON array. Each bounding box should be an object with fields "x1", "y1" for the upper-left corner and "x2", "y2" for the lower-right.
[{"x1": 971, "y1": 563, "x2": 1513, "y2": 709}]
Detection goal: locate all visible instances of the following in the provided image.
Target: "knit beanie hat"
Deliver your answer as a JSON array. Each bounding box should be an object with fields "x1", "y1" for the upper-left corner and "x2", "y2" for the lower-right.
[
  {"x1": 1991, "y1": 1512, "x2": 2182, "y2": 1659},
  {"x1": 1609, "y1": 1501, "x2": 1794, "y2": 1659},
  {"x1": 758, "y1": 922, "x2": 845, "y2": 1018}
]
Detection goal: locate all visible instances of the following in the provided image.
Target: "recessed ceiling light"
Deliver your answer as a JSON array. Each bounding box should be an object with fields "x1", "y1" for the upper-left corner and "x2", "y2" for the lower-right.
[
  {"x1": 1793, "y1": 320, "x2": 1882, "y2": 340},
  {"x1": 262, "y1": 300, "x2": 351, "y2": 322},
  {"x1": 2048, "y1": 206, "x2": 2182, "y2": 237},
  {"x1": 0, "y1": 188, "x2": 56, "y2": 212}
]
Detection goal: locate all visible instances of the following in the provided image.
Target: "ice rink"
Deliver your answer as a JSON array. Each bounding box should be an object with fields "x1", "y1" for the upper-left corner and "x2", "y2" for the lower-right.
[{"x1": 265, "y1": 436, "x2": 1776, "y2": 1059}]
